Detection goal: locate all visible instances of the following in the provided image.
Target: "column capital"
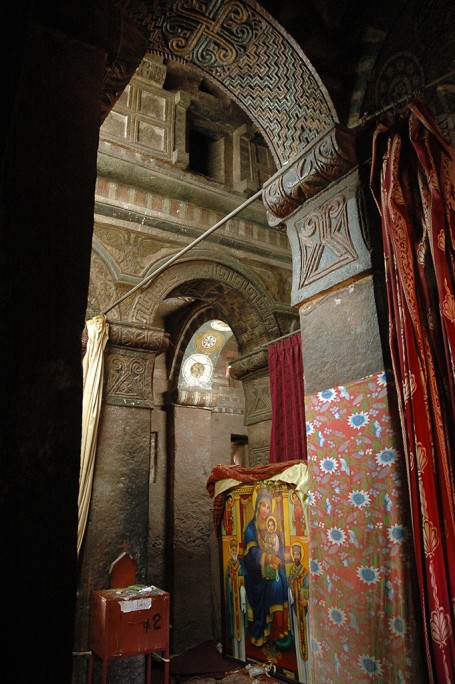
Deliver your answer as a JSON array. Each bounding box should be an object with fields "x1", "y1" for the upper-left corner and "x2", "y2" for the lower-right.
[
  {"x1": 229, "y1": 349, "x2": 269, "y2": 382},
  {"x1": 263, "y1": 124, "x2": 357, "y2": 226},
  {"x1": 286, "y1": 167, "x2": 372, "y2": 306},
  {"x1": 107, "y1": 321, "x2": 169, "y2": 354}
]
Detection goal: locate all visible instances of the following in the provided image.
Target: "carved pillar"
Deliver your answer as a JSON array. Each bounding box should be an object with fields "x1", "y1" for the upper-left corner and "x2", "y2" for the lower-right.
[
  {"x1": 262, "y1": 125, "x2": 386, "y2": 393},
  {"x1": 173, "y1": 91, "x2": 191, "y2": 168},
  {"x1": 230, "y1": 349, "x2": 272, "y2": 466},
  {"x1": 171, "y1": 405, "x2": 215, "y2": 653},
  {"x1": 104, "y1": 322, "x2": 169, "y2": 407},
  {"x1": 264, "y1": 115, "x2": 414, "y2": 684},
  {"x1": 286, "y1": 167, "x2": 385, "y2": 393},
  {"x1": 74, "y1": 322, "x2": 169, "y2": 663}
]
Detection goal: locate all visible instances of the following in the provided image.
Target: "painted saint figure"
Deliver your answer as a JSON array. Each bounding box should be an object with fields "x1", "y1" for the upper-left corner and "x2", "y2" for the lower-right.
[
  {"x1": 243, "y1": 488, "x2": 289, "y2": 646},
  {"x1": 225, "y1": 537, "x2": 247, "y2": 661},
  {"x1": 223, "y1": 494, "x2": 234, "y2": 536},
  {"x1": 291, "y1": 489, "x2": 305, "y2": 536},
  {"x1": 288, "y1": 542, "x2": 311, "y2": 683}
]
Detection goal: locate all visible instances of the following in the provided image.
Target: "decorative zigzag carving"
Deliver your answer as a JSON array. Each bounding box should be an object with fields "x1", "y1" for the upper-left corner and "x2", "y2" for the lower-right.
[
  {"x1": 145, "y1": 0, "x2": 336, "y2": 165},
  {"x1": 213, "y1": 18, "x2": 334, "y2": 163}
]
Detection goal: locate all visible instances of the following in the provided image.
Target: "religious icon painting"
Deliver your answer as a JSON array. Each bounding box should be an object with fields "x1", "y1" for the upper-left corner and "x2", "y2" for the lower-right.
[{"x1": 220, "y1": 480, "x2": 311, "y2": 683}]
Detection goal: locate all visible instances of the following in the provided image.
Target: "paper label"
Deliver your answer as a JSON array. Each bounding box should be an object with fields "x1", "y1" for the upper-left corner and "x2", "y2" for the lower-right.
[{"x1": 120, "y1": 598, "x2": 152, "y2": 613}]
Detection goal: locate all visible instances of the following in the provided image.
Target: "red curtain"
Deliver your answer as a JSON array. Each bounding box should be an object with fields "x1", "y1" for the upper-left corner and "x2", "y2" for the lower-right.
[
  {"x1": 370, "y1": 100, "x2": 455, "y2": 683},
  {"x1": 268, "y1": 333, "x2": 306, "y2": 463}
]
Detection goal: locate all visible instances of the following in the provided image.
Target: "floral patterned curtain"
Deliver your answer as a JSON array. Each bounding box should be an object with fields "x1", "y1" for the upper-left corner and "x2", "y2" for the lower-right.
[
  {"x1": 305, "y1": 372, "x2": 423, "y2": 682},
  {"x1": 370, "y1": 100, "x2": 455, "y2": 683}
]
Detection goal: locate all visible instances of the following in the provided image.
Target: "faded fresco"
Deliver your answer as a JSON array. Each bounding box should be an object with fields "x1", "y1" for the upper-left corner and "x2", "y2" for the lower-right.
[{"x1": 221, "y1": 482, "x2": 311, "y2": 683}]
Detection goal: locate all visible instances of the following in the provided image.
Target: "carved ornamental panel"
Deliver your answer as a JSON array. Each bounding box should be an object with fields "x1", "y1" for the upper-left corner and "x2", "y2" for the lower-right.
[
  {"x1": 104, "y1": 347, "x2": 156, "y2": 408},
  {"x1": 157, "y1": 0, "x2": 255, "y2": 67},
  {"x1": 103, "y1": 322, "x2": 169, "y2": 408},
  {"x1": 243, "y1": 374, "x2": 272, "y2": 425},
  {"x1": 286, "y1": 168, "x2": 372, "y2": 305},
  {"x1": 100, "y1": 55, "x2": 190, "y2": 168},
  {"x1": 249, "y1": 444, "x2": 270, "y2": 466}
]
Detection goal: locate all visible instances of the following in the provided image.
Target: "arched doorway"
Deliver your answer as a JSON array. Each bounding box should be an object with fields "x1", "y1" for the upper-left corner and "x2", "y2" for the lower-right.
[{"x1": 76, "y1": 239, "x2": 298, "y2": 670}]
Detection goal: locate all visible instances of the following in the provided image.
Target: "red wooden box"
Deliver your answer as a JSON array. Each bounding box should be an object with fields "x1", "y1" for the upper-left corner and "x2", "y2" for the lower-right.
[{"x1": 88, "y1": 587, "x2": 170, "y2": 683}]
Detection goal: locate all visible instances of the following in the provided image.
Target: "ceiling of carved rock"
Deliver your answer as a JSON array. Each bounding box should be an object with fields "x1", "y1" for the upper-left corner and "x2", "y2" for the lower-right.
[
  {"x1": 136, "y1": 0, "x2": 455, "y2": 162},
  {"x1": 144, "y1": 0, "x2": 337, "y2": 165},
  {"x1": 96, "y1": 0, "x2": 455, "y2": 173}
]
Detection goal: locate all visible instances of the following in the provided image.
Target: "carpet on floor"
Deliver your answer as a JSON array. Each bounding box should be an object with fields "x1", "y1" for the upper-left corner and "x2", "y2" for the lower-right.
[
  {"x1": 180, "y1": 672, "x2": 282, "y2": 683},
  {"x1": 170, "y1": 640, "x2": 240, "y2": 678}
]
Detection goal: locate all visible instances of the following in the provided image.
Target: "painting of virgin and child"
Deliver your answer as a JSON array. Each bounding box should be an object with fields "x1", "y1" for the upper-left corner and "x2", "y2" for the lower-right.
[{"x1": 221, "y1": 481, "x2": 310, "y2": 683}]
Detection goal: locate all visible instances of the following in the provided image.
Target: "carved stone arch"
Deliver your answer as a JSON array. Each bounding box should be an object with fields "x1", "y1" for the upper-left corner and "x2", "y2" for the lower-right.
[
  {"x1": 87, "y1": 243, "x2": 122, "y2": 321},
  {"x1": 140, "y1": 244, "x2": 281, "y2": 310},
  {"x1": 145, "y1": 0, "x2": 338, "y2": 165},
  {"x1": 91, "y1": 237, "x2": 125, "y2": 282},
  {"x1": 128, "y1": 256, "x2": 283, "y2": 352}
]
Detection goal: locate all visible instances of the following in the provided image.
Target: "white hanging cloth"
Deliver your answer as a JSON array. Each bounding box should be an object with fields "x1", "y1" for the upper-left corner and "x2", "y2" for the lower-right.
[{"x1": 77, "y1": 315, "x2": 109, "y2": 555}]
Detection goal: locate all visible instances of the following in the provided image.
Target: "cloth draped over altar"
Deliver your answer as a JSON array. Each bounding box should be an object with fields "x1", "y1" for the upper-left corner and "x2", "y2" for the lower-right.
[{"x1": 207, "y1": 460, "x2": 309, "y2": 537}]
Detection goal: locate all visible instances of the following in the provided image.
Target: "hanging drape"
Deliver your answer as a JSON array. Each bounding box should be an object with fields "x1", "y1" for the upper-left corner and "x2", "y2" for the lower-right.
[
  {"x1": 268, "y1": 333, "x2": 306, "y2": 463},
  {"x1": 370, "y1": 100, "x2": 455, "y2": 683},
  {"x1": 77, "y1": 315, "x2": 109, "y2": 555}
]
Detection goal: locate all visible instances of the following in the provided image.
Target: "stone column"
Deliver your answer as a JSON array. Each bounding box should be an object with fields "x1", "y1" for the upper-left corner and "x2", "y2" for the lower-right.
[
  {"x1": 262, "y1": 124, "x2": 386, "y2": 389},
  {"x1": 286, "y1": 166, "x2": 385, "y2": 391},
  {"x1": 74, "y1": 322, "x2": 168, "y2": 681},
  {"x1": 171, "y1": 404, "x2": 215, "y2": 653},
  {"x1": 173, "y1": 90, "x2": 191, "y2": 168},
  {"x1": 262, "y1": 123, "x2": 416, "y2": 684},
  {"x1": 230, "y1": 348, "x2": 272, "y2": 465}
]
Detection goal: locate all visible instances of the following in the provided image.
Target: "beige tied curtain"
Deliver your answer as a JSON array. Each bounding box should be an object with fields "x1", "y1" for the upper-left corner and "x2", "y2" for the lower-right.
[{"x1": 77, "y1": 315, "x2": 109, "y2": 555}]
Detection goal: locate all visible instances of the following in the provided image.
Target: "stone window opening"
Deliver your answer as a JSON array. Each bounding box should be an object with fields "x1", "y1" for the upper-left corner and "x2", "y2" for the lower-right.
[{"x1": 188, "y1": 126, "x2": 226, "y2": 183}]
